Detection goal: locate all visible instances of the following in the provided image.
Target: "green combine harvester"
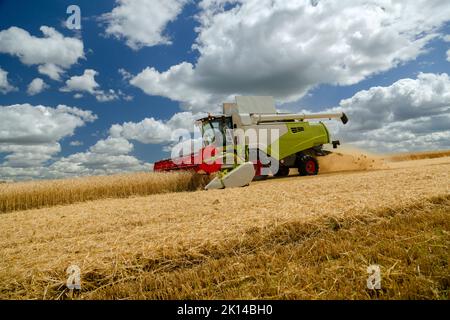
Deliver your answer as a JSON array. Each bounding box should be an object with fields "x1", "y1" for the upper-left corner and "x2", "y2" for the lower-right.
[{"x1": 154, "y1": 96, "x2": 348, "y2": 190}]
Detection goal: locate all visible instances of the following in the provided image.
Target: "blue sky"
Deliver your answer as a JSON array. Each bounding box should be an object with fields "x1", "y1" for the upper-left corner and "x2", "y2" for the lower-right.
[
  {"x1": 0, "y1": 0, "x2": 449, "y2": 180},
  {"x1": 0, "y1": 0, "x2": 200, "y2": 164}
]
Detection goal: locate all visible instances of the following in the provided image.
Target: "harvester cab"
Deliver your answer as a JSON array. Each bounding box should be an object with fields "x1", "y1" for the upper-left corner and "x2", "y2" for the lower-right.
[{"x1": 154, "y1": 96, "x2": 348, "y2": 190}]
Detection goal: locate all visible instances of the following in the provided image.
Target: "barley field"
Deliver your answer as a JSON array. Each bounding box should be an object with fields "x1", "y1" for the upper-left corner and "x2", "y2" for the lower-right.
[
  {"x1": 0, "y1": 149, "x2": 448, "y2": 214},
  {"x1": 386, "y1": 150, "x2": 450, "y2": 162},
  {"x1": 0, "y1": 172, "x2": 210, "y2": 213},
  {"x1": 0, "y1": 151, "x2": 448, "y2": 300}
]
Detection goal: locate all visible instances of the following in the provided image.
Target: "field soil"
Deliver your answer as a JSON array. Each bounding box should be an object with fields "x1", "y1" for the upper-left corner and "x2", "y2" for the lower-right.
[{"x1": 0, "y1": 151, "x2": 449, "y2": 299}]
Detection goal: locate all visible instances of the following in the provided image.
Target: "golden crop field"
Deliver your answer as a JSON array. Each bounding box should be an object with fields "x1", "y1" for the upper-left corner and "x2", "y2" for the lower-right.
[
  {"x1": 0, "y1": 171, "x2": 210, "y2": 213},
  {"x1": 0, "y1": 151, "x2": 449, "y2": 300},
  {"x1": 385, "y1": 150, "x2": 450, "y2": 162}
]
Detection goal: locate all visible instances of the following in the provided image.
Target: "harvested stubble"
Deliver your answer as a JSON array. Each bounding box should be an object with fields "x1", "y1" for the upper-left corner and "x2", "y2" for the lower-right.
[
  {"x1": 0, "y1": 172, "x2": 211, "y2": 213},
  {"x1": 88, "y1": 196, "x2": 450, "y2": 300},
  {"x1": 0, "y1": 157, "x2": 448, "y2": 299}
]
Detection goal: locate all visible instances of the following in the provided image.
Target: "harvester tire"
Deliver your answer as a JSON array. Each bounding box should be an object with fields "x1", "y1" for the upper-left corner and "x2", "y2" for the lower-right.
[
  {"x1": 274, "y1": 165, "x2": 290, "y2": 177},
  {"x1": 253, "y1": 175, "x2": 269, "y2": 181},
  {"x1": 298, "y1": 155, "x2": 319, "y2": 176}
]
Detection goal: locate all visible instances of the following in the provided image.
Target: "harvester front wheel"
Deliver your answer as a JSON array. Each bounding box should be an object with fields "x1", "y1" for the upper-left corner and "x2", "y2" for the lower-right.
[
  {"x1": 274, "y1": 165, "x2": 290, "y2": 177},
  {"x1": 298, "y1": 155, "x2": 319, "y2": 176}
]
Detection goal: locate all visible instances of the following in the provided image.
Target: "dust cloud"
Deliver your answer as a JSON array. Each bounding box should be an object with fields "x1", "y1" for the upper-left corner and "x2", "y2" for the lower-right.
[{"x1": 318, "y1": 145, "x2": 388, "y2": 173}]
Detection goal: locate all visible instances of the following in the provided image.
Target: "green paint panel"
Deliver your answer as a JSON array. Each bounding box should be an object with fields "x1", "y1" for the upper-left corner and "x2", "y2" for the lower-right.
[{"x1": 267, "y1": 122, "x2": 330, "y2": 160}]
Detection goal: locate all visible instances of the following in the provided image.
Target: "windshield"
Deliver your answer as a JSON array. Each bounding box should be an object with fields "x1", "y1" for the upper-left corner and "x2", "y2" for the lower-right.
[
  {"x1": 202, "y1": 120, "x2": 220, "y2": 146},
  {"x1": 201, "y1": 117, "x2": 232, "y2": 147}
]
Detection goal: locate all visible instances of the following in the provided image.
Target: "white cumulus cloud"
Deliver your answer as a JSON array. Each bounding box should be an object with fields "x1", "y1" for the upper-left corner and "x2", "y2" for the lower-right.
[
  {"x1": 0, "y1": 26, "x2": 84, "y2": 80},
  {"x1": 0, "y1": 104, "x2": 97, "y2": 177},
  {"x1": 0, "y1": 143, "x2": 61, "y2": 168},
  {"x1": 69, "y1": 140, "x2": 84, "y2": 147},
  {"x1": 89, "y1": 137, "x2": 134, "y2": 156},
  {"x1": 330, "y1": 73, "x2": 450, "y2": 153},
  {"x1": 27, "y1": 78, "x2": 49, "y2": 95},
  {"x1": 101, "y1": 0, "x2": 187, "y2": 50},
  {"x1": 48, "y1": 137, "x2": 150, "y2": 178},
  {"x1": 61, "y1": 69, "x2": 99, "y2": 94},
  {"x1": 0, "y1": 104, "x2": 96, "y2": 145},
  {"x1": 0, "y1": 67, "x2": 16, "y2": 94},
  {"x1": 0, "y1": 104, "x2": 156, "y2": 180},
  {"x1": 131, "y1": 0, "x2": 450, "y2": 111},
  {"x1": 130, "y1": 63, "x2": 232, "y2": 112},
  {"x1": 37, "y1": 63, "x2": 65, "y2": 81},
  {"x1": 60, "y1": 69, "x2": 119, "y2": 102},
  {"x1": 110, "y1": 111, "x2": 206, "y2": 144}
]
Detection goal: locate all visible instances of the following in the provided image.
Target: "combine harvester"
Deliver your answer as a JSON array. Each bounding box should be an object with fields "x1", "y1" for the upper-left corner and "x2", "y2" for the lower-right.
[{"x1": 154, "y1": 96, "x2": 348, "y2": 190}]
